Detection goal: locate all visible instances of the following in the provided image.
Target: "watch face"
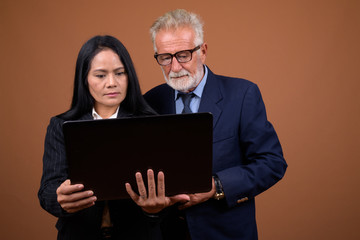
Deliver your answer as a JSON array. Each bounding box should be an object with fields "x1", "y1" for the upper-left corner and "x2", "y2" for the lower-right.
[{"x1": 215, "y1": 192, "x2": 225, "y2": 200}]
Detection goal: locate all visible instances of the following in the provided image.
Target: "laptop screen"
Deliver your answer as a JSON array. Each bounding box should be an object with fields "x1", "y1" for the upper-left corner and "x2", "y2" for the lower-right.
[{"x1": 63, "y1": 113, "x2": 213, "y2": 201}]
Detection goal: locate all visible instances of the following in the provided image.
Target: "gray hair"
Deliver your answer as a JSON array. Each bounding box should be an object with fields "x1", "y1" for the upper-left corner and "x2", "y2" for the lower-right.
[{"x1": 150, "y1": 9, "x2": 204, "y2": 51}]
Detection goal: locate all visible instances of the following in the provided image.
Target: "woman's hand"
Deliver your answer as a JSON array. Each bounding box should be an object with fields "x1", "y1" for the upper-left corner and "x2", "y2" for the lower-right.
[
  {"x1": 56, "y1": 179, "x2": 97, "y2": 213},
  {"x1": 125, "y1": 169, "x2": 190, "y2": 214}
]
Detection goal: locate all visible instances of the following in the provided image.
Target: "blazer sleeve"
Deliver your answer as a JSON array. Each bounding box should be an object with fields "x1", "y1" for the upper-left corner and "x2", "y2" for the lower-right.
[
  {"x1": 216, "y1": 84, "x2": 287, "y2": 208},
  {"x1": 38, "y1": 116, "x2": 71, "y2": 217}
]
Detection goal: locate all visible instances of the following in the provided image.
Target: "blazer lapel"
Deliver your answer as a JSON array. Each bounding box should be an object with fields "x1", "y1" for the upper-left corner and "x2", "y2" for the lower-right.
[
  {"x1": 116, "y1": 107, "x2": 134, "y2": 118},
  {"x1": 198, "y1": 68, "x2": 223, "y2": 129}
]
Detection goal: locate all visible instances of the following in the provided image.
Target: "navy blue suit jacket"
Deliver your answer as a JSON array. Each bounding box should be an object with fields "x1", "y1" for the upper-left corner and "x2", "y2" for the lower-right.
[{"x1": 144, "y1": 67, "x2": 287, "y2": 240}]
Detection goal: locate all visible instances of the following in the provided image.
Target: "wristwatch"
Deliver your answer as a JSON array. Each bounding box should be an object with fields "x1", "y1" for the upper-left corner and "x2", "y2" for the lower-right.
[{"x1": 213, "y1": 176, "x2": 225, "y2": 200}]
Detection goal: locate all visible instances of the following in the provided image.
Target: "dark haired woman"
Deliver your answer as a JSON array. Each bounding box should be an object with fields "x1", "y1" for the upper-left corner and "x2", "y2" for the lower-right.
[{"x1": 38, "y1": 35, "x2": 189, "y2": 240}]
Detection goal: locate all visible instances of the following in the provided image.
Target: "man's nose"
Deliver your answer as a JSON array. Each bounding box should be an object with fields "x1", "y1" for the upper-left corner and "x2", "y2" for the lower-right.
[{"x1": 170, "y1": 56, "x2": 182, "y2": 72}]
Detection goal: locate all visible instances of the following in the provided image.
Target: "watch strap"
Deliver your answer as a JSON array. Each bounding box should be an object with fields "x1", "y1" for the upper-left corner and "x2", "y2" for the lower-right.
[{"x1": 213, "y1": 176, "x2": 225, "y2": 200}]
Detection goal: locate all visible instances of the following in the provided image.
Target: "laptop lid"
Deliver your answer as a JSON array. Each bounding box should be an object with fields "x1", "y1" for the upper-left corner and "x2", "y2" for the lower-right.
[{"x1": 63, "y1": 112, "x2": 213, "y2": 201}]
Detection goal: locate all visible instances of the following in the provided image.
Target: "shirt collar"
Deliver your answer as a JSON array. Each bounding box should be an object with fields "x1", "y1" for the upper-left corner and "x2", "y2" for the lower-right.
[
  {"x1": 92, "y1": 106, "x2": 120, "y2": 120},
  {"x1": 175, "y1": 65, "x2": 208, "y2": 100}
]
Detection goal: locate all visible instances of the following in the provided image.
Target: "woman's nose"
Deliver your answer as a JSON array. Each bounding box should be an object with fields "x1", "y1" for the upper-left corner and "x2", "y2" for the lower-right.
[{"x1": 107, "y1": 74, "x2": 117, "y2": 87}]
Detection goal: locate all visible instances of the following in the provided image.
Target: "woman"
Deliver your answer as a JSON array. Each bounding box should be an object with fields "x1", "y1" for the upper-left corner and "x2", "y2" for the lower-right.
[{"x1": 38, "y1": 35, "x2": 188, "y2": 240}]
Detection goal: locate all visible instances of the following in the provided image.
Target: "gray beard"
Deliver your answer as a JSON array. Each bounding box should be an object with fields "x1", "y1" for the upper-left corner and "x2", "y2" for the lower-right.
[{"x1": 162, "y1": 66, "x2": 203, "y2": 93}]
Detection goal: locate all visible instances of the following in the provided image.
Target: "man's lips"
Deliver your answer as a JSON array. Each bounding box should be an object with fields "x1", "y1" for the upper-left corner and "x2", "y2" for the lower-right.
[{"x1": 171, "y1": 74, "x2": 188, "y2": 79}]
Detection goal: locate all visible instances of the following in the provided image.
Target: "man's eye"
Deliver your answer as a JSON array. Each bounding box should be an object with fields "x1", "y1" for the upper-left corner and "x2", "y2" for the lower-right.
[
  {"x1": 160, "y1": 55, "x2": 171, "y2": 61},
  {"x1": 177, "y1": 52, "x2": 189, "y2": 59}
]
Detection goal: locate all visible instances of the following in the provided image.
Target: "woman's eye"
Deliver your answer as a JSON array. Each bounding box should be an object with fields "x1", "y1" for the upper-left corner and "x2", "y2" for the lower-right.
[
  {"x1": 116, "y1": 71, "x2": 126, "y2": 76},
  {"x1": 96, "y1": 74, "x2": 106, "y2": 78}
]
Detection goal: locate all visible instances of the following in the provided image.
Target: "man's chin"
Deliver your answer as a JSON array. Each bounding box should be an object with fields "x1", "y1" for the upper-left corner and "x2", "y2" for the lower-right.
[
  {"x1": 167, "y1": 80, "x2": 192, "y2": 92},
  {"x1": 169, "y1": 76, "x2": 188, "y2": 83}
]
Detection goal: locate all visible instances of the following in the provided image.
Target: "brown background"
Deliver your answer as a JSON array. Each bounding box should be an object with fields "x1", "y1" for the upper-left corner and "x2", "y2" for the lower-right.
[{"x1": 0, "y1": 0, "x2": 359, "y2": 239}]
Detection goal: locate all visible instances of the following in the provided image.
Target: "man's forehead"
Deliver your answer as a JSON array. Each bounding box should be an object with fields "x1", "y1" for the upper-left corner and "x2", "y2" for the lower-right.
[{"x1": 155, "y1": 27, "x2": 195, "y2": 52}]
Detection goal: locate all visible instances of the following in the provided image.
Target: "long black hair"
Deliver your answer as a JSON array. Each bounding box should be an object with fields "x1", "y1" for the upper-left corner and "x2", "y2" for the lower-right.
[{"x1": 58, "y1": 35, "x2": 155, "y2": 120}]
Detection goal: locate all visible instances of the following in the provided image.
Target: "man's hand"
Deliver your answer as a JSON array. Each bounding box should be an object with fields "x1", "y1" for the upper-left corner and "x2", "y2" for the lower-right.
[
  {"x1": 56, "y1": 179, "x2": 97, "y2": 213},
  {"x1": 125, "y1": 169, "x2": 190, "y2": 214},
  {"x1": 178, "y1": 178, "x2": 216, "y2": 210}
]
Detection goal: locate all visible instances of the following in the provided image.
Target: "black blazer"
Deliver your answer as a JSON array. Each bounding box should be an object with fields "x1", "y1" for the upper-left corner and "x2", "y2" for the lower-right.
[{"x1": 38, "y1": 109, "x2": 188, "y2": 240}]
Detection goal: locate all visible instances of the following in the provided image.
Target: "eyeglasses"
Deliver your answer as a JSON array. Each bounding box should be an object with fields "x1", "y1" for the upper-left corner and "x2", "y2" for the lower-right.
[{"x1": 154, "y1": 45, "x2": 201, "y2": 66}]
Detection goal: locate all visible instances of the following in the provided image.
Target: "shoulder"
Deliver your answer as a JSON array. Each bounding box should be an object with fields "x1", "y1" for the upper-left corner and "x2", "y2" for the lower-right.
[
  {"x1": 211, "y1": 71, "x2": 255, "y2": 89},
  {"x1": 144, "y1": 83, "x2": 172, "y2": 98},
  {"x1": 47, "y1": 112, "x2": 91, "y2": 132},
  {"x1": 43, "y1": 116, "x2": 67, "y2": 146},
  {"x1": 207, "y1": 69, "x2": 260, "y2": 99},
  {"x1": 143, "y1": 84, "x2": 174, "y2": 114},
  {"x1": 48, "y1": 115, "x2": 66, "y2": 130},
  {"x1": 144, "y1": 83, "x2": 173, "y2": 104}
]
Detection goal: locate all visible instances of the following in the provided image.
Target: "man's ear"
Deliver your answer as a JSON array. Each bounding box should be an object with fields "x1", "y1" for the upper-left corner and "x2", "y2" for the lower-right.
[{"x1": 200, "y1": 42, "x2": 208, "y2": 63}]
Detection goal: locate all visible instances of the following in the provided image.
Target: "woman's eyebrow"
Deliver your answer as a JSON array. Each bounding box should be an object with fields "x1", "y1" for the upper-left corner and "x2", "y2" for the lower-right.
[
  {"x1": 92, "y1": 66, "x2": 125, "y2": 72},
  {"x1": 93, "y1": 69, "x2": 107, "y2": 72},
  {"x1": 114, "y1": 67, "x2": 125, "y2": 71}
]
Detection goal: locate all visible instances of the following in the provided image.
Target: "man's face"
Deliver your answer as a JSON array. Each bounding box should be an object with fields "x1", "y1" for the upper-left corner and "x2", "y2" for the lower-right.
[{"x1": 154, "y1": 27, "x2": 207, "y2": 93}]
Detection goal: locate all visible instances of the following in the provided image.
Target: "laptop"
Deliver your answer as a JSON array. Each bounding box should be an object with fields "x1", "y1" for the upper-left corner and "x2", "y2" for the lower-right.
[{"x1": 63, "y1": 112, "x2": 213, "y2": 201}]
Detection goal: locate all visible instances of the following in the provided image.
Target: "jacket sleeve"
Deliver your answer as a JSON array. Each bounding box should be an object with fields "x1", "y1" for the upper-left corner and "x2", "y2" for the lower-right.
[
  {"x1": 216, "y1": 84, "x2": 287, "y2": 208},
  {"x1": 38, "y1": 116, "x2": 71, "y2": 217}
]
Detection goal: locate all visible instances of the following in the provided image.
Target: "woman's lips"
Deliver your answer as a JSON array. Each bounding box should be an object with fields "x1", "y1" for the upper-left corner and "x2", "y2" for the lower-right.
[{"x1": 105, "y1": 92, "x2": 120, "y2": 97}]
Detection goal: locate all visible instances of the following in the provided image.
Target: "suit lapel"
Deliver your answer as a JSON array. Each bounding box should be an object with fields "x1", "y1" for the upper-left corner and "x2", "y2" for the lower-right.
[{"x1": 198, "y1": 69, "x2": 223, "y2": 129}]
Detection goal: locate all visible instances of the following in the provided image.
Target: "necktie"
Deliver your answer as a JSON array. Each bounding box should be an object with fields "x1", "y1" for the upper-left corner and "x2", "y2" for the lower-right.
[{"x1": 179, "y1": 93, "x2": 195, "y2": 113}]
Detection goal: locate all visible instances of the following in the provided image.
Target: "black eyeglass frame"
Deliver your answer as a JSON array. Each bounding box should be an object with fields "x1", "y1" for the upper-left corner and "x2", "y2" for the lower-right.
[{"x1": 154, "y1": 45, "x2": 202, "y2": 66}]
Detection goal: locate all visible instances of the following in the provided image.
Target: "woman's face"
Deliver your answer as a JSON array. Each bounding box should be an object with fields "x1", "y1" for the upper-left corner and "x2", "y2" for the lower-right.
[{"x1": 87, "y1": 48, "x2": 128, "y2": 117}]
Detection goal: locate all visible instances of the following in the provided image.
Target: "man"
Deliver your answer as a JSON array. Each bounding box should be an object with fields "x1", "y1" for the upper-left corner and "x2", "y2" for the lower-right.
[{"x1": 144, "y1": 9, "x2": 287, "y2": 240}]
